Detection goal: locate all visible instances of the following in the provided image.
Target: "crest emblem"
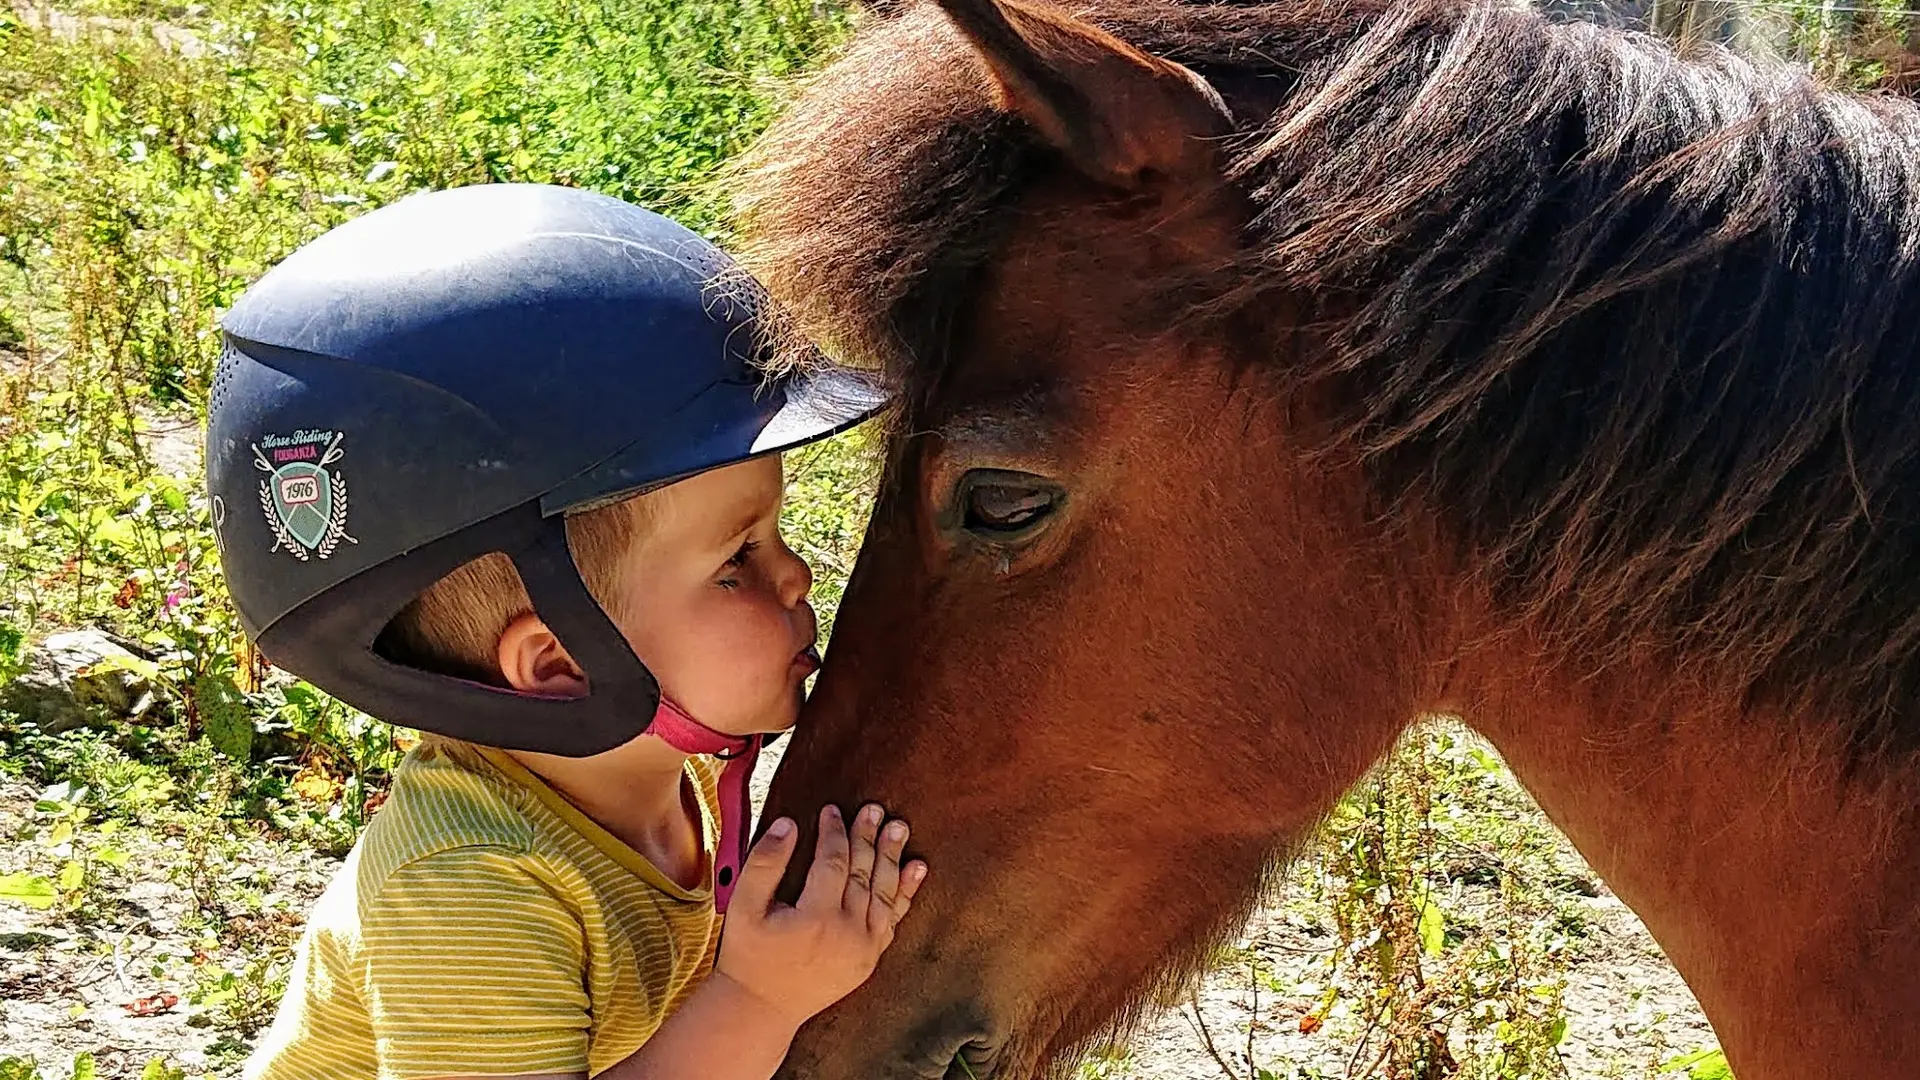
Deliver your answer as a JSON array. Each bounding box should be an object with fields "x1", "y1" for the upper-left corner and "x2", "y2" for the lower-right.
[{"x1": 252, "y1": 430, "x2": 357, "y2": 560}]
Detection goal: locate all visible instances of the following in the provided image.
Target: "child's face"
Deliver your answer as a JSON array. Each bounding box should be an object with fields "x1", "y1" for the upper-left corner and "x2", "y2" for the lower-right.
[{"x1": 614, "y1": 455, "x2": 820, "y2": 736}]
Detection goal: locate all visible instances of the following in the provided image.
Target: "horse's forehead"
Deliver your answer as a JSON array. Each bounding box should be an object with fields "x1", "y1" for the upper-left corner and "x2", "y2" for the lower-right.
[
  {"x1": 961, "y1": 223, "x2": 1169, "y2": 383},
  {"x1": 997, "y1": 201, "x2": 1163, "y2": 292},
  {"x1": 969, "y1": 172, "x2": 1233, "y2": 349}
]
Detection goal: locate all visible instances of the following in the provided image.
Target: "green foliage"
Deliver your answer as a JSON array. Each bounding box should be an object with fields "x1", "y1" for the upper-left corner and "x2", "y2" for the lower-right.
[
  {"x1": 0, "y1": 780, "x2": 133, "y2": 916},
  {"x1": 781, "y1": 426, "x2": 881, "y2": 640},
  {"x1": 1662, "y1": 1047, "x2": 1734, "y2": 1080},
  {"x1": 0, "y1": 1055, "x2": 193, "y2": 1080},
  {"x1": 140, "y1": 1060, "x2": 189, "y2": 1080},
  {"x1": 188, "y1": 946, "x2": 297, "y2": 1035},
  {"x1": 1074, "y1": 1047, "x2": 1137, "y2": 1079},
  {"x1": 1292, "y1": 726, "x2": 1578, "y2": 1080},
  {"x1": 1, "y1": 0, "x2": 853, "y2": 853}
]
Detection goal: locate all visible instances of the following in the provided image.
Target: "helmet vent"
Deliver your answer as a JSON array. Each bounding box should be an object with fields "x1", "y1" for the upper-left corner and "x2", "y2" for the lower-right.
[
  {"x1": 678, "y1": 241, "x2": 732, "y2": 280},
  {"x1": 682, "y1": 242, "x2": 768, "y2": 324},
  {"x1": 210, "y1": 340, "x2": 243, "y2": 415}
]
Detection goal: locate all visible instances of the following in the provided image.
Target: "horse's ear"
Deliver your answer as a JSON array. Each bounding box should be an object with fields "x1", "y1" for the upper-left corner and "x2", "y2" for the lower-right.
[{"x1": 933, "y1": 0, "x2": 1233, "y2": 188}]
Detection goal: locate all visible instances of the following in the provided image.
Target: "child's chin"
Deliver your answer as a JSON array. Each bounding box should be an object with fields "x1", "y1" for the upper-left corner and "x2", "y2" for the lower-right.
[
  {"x1": 741, "y1": 695, "x2": 801, "y2": 738},
  {"x1": 767, "y1": 698, "x2": 803, "y2": 734}
]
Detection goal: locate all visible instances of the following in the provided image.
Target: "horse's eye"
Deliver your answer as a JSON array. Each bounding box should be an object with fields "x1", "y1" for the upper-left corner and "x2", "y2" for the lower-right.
[{"x1": 959, "y1": 470, "x2": 1063, "y2": 539}]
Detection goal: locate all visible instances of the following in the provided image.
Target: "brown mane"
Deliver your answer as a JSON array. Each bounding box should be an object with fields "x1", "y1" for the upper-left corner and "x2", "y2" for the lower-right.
[{"x1": 728, "y1": 0, "x2": 1920, "y2": 762}]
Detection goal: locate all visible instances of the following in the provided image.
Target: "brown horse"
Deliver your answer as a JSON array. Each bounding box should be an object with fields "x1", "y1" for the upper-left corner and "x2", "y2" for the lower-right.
[{"x1": 728, "y1": 1, "x2": 1920, "y2": 1076}]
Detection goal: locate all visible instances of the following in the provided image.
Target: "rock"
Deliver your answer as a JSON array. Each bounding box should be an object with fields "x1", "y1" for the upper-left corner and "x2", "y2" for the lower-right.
[{"x1": 0, "y1": 629, "x2": 157, "y2": 734}]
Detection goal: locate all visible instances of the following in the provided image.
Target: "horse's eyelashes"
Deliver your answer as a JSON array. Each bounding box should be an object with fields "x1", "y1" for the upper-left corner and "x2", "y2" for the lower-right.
[
  {"x1": 958, "y1": 470, "x2": 1064, "y2": 539},
  {"x1": 970, "y1": 486, "x2": 1050, "y2": 526}
]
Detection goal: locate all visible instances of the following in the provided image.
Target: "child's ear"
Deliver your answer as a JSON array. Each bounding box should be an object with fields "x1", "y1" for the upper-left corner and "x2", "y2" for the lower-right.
[{"x1": 497, "y1": 612, "x2": 589, "y2": 697}]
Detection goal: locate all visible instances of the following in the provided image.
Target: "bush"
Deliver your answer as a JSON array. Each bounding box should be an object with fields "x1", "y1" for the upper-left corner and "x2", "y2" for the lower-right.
[{"x1": 1, "y1": 0, "x2": 855, "y2": 826}]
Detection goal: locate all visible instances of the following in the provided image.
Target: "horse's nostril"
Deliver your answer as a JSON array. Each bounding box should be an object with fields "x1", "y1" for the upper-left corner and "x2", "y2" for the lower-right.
[
  {"x1": 903, "y1": 998, "x2": 999, "y2": 1078},
  {"x1": 942, "y1": 1039, "x2": 998, "y2": 1080}
]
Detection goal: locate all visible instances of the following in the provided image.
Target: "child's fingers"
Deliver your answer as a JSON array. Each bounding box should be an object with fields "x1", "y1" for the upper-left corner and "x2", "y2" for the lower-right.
[
  {"x1": 866, "y1": 818, "x2": 909, "y2": 931},
  {"x1": 844, "y1": 803, "x2": 884, "y2": 905},
  {"x1": 797, "y1": 804, "x2": 851, "y2": 913},
  {"x1": 885, "y1": 861, "x2": 928, "y2": 927},
  {"x1": 730, "y1": 817, "x2": 797, "y2": 917}
]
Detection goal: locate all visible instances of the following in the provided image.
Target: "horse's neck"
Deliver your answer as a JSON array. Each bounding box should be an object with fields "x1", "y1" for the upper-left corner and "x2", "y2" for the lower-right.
[{"x1": 1465, "y1": 669, "x2": 1920, "y2": 1079}]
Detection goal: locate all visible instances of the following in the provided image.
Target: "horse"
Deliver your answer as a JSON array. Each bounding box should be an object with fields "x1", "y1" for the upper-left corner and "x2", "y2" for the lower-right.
[{"x1": 726, "y1": 1, "x2": 1920, "y2": 1076}]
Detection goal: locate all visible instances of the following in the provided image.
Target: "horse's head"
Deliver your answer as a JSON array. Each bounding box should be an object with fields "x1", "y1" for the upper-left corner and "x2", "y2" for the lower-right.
[
  {"x1": 738, "y1": 2, "x2": 1446, "y2": 1075},
  {"x1": 731, "y1": 0, "x2": 1920, "y2": 1072}
]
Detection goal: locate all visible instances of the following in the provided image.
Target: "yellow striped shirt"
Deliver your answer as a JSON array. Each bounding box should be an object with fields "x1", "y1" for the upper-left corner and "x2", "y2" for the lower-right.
[{"x1": 245, "y1": 744, "x2": 723, "y2": 1080}]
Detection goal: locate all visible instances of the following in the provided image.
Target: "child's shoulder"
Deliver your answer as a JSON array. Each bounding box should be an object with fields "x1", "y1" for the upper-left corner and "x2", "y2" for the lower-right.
[{"x1": 352, "y1": 744, "x2": 542, "y2": 888}]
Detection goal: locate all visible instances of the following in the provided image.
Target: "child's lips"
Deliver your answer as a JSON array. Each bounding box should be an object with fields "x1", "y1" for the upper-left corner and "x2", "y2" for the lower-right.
[{"x1": 794, "y1": 644, "x2": 822, "y2": 676}]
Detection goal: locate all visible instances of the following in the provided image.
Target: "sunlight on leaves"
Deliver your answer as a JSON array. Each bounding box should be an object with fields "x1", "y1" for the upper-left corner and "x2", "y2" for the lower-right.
[
  {"x1": 1662, "y1": 1047, "x2": 1733, "y2": 1080},
  {"x1": 0, "y1": 872, "x2": 58, "y2": 910}
]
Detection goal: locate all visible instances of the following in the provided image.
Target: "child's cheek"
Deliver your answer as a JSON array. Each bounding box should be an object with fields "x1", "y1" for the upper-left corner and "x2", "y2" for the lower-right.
[{"x1": 710, "y1": 593, "x2": 794, "y2": 674}]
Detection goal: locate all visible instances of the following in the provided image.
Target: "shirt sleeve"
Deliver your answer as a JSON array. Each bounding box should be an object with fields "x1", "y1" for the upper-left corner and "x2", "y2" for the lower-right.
[{"x1": 357, "y1": 846, "x2": 592, "y2": 1079}]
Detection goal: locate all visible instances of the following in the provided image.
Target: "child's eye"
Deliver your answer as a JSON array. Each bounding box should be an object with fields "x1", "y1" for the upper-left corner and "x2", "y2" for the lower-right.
[
  {"x1": 717, "y1": 540, "x2": 759, "y2": 589},
  {"x1": 726, "y1": 540, "x2": 760, "y2": 568}
]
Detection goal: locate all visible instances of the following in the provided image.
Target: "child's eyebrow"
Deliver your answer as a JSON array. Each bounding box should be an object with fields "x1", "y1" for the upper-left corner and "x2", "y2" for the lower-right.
[{"x1": 712, "y1": 492, "x2": 779, "y2": 546}]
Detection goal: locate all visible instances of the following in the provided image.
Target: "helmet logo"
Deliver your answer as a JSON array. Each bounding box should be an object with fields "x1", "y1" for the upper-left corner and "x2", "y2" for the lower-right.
[{"x1": 252, "y1": 430, "x2": 357, "y2": 561}]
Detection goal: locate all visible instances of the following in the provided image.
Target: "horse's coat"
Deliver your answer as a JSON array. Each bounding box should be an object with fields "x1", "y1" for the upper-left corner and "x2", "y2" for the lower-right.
[{"x1": 729, "y1": 1, "x2": 1920, "y2": 1076}]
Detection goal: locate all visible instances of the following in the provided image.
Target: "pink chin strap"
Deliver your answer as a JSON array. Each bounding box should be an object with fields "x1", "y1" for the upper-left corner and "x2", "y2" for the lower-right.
[{"x1": 645, "y1": 697, "x2": 762, "y2": 914}]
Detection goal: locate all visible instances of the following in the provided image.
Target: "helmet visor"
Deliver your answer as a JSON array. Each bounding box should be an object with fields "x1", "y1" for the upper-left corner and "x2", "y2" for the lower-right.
[{"x1": 539, "y1": 365, "x2": 890, "y2": 516}]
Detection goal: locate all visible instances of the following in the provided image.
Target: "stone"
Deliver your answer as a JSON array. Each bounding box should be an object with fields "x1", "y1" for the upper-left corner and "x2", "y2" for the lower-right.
[{"x1": 0, "y1": 629, "x2": 157, "y2": 734}]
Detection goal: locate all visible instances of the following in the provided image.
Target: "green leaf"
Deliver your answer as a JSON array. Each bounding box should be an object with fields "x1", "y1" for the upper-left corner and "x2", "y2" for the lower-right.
[
  {"x1": 95, "y1": 846, "x2": 129, "y2": 869},
  {"x1": 1416, "y1": 895, "x2": 1445, "y2": 957},
  {"x1": 0, "y1": 1054, "x2": 50, "y2": 1080},
  {"x1": 196, "y1": 673, "x2": 253, "y2": 761},
  {"x1": 0, "y1": 873, "x2": 57, "y2": 909},
  {"x1": 70, "y1": 1053, "x2": 97, "y2": 1080},
  {"x1": 1661, "y1": 1047, "x2": 1732, "y2": 1080},
  {"x1": 85, "y1": 653, "x2": 162, "y2": 683},
  {"x1": 139, "y1": 1059, "x2": 186, "y2": 1080},
  {"x1": 93, "y1": 516, "x2": 138, "y2": 551},
  {"x1": 55, "y1": 860, "x2": 84, "y2": 893}
]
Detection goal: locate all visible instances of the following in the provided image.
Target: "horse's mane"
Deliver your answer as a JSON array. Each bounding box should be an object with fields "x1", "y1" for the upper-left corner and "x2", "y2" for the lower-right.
[{"x1": 729, "y1": 0, "x2": 1920, "y2": 760}]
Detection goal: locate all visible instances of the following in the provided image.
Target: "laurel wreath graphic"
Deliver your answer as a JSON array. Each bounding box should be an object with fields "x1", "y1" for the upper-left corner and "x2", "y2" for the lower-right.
[
  {"x1": 252, "y1": 433, "x2": 357, "y2": 561},
  {"x1": 316, "y1": 471, "x2": 357, "y2": 559},
  {"x1": 259, "y1": 476, "x2": 310, "y2": 561}
]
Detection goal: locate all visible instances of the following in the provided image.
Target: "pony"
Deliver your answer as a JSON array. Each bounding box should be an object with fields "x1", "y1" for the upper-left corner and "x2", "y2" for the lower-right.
[{"x1": 727, "y1": 1, "x2": 1920, "y2": 1076}]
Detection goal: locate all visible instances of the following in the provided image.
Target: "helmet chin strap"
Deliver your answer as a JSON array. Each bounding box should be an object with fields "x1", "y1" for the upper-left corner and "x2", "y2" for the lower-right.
[{"x1": 645, "y1": 697, "x2": 763, "y2": 914}]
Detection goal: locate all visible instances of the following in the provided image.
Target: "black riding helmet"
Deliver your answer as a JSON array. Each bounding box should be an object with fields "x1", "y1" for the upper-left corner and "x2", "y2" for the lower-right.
[{"x1": 206, "y1": 183, "x2": 885, "y2": 757}]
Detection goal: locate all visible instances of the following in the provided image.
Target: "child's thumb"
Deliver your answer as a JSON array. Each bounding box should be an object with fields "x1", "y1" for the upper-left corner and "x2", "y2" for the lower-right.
[{"x1": 729, "y1": 816, "x2": 797, "y2": 916}]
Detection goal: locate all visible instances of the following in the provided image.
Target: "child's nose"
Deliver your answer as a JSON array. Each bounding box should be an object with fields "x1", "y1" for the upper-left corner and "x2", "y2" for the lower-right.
[{"x1": 775, "y1": 544, "x2": 813, "y2": 608}]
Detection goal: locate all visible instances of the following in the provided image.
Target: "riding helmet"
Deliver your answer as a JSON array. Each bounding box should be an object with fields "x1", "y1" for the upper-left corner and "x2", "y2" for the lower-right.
[{"x1": 205, "y1": 183, "x2": 885, "y2": 756}]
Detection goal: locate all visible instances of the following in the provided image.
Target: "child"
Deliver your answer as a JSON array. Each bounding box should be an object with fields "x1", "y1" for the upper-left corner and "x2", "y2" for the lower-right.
[{"x1": 204, "y1": 183, "x2": 923, "y2": 1079}]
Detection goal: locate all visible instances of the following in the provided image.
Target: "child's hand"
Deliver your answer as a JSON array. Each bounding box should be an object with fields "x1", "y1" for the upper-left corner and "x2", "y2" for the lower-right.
[{"x1": 714, "y1": 802, "x2": 928, "y2": 1030}]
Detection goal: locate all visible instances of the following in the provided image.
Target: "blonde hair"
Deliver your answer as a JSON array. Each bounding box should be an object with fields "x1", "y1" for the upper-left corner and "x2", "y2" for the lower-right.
[{"x1": 377, "y1": 490, "x2": 668, "y2": 757}]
